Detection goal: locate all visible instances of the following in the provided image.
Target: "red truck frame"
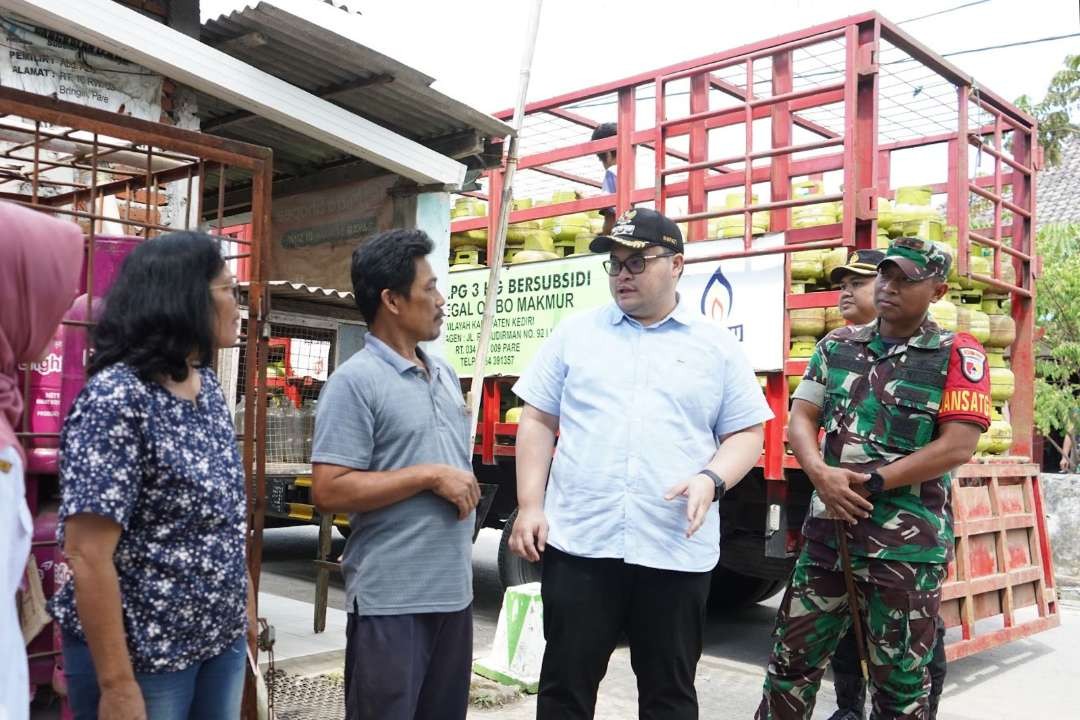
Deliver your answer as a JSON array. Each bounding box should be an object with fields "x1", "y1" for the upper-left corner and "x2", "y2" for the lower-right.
[{"x1": 456, "y1": 12, "x2": 1057, "y2": 659}]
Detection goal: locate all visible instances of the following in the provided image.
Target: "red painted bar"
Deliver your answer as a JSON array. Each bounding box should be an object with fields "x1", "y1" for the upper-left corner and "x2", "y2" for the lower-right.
[
  {"x1": 617, "y1": 86, "x2": 636, "y2": 216},
  {"x1": 946, "y1": 616, "x2": 1061, "y2": 662},
  {"x1": 787, "y1": 291, "x2": 841, "y2": 309},
  {"x1": 771, "y1": 50, "x2": 794, "y2": 237},
  {"x1": 688, "y1": 74, "x2": 709, "y2": 241},
  {"x1": 969, "y1": 183, "x2": 1032, "y2": 219},
  {"x1": 955, "y1": 85, "x2": 970, "y2": 278},
  {"x1": 682, "y1": 238, "x2": 844, "y2": 266},
  {"x1": 968, "y1": 134, "x2": 1034, "y2": 176},
  {"x1": 661, "y1": 27, "x2": 847, "y2": 85},
  {"x1": 535, "y1": 166, "x2": 603, "y2": 188},
  {"x1": 967, "y1": 230, "x2": 1032, "y2": 262},
  {"x1": 494, "y1": 13, "x2": 877, "y2": 118},
  {"x1": 673, "y1": 193, "x2": 844, "y2": 223},
  {"x1": 518, "y1": 136, "x2": 616, "y2": 171},
  {"x1": 710, "y1": 73, "x2": 841, "y2": 141},
  {"x1": 662, "y1": 82, "x2": 846, "y2": 131}
]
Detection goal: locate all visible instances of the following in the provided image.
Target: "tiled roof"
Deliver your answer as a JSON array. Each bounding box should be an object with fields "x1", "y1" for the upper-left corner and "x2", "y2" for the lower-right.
[{"x1": 1038, "y1": 136, "x2": 1080, "y2": 226}]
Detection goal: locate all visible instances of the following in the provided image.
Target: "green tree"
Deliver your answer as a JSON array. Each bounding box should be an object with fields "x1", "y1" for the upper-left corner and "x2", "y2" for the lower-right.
[
  {"x1": 1033, "y1": 222, "x2": 1080, "y2": 449},
  {"x1": 1016, "y1": 54, "x2": 1079, "y2": 167}
]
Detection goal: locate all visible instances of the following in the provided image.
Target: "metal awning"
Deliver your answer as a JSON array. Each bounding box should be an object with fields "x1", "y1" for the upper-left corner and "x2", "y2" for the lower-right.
[
  {"x1": 2, "y1": 0, "x2": 510, "y2": 188},
  {"x1": 198, "y1": 1, "x2": 511, "y2": 183},
  {"x1": 243, "y1": 280, "x2": 358, "y2": 311}
]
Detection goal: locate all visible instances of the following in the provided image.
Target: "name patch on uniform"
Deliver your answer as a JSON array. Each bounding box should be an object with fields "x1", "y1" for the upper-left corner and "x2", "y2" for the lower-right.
[
  {"x1": 940, "y1": 389, "x2": 991, "y2": 416},
  {"x1": 958, "y1": 347, "x2": 987, "y2": 383}
]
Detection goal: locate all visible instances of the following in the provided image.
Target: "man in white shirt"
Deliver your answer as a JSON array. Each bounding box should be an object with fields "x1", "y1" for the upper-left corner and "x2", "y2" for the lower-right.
[{"x1": 509, "y1": 208, "x2": 774, "y2": 719}]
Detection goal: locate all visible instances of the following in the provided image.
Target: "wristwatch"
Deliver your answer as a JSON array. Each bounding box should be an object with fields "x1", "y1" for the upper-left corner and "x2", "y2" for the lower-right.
[
  {"x1": 866, "y1": 471, "x2": 886, "y2": 495},
  {"x1": 700, "y1": 469, "x2": 727, "y2": 502}
]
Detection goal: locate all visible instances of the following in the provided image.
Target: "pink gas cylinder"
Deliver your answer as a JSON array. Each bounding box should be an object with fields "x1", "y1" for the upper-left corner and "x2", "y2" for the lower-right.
[
  {"x1": 78, "y1": 235, "x2": 140, "y2": 296},
  {"x1": 59, "y1": 237, "x2": 140, "y2": 423},
  {"x1": 15, "y1": 330, "x2": 64, "y2": 475},
  {"x1": 27, "y1": 512, "x2": 60, "y2": 692}
]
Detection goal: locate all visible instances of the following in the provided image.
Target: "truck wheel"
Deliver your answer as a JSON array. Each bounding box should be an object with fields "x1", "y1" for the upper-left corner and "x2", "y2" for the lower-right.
[
  {"x1": 750, "y1": 579, "x2": 786, "y2": 604},
  {"x1": 708, "y1": 567, "x2": 785, "y2": 610},
  {"x1": 497, "y1": 508, "x2": 542, "y2": 589}
]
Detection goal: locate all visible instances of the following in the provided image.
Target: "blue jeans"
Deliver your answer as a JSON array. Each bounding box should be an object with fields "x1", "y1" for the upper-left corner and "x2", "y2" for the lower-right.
[{"x1": 62, "y1": 632, "x2": 246, "y2": 720}]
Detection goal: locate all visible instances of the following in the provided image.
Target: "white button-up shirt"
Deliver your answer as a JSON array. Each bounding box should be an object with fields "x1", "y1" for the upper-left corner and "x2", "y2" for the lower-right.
[{"x1": 513, "y1": 301, "x2": 773, "y2": 572}]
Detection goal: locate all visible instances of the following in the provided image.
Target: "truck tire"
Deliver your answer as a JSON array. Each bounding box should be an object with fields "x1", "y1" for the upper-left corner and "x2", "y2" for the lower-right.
[
  {"x1": 750, "y1": 579, "x2": 786, "y2": 604},
  {"x1": 497, "y1": 508, "x2": 542, "y2": 589},
  {"x1": 718, "y1": 533, "x2": 794, "y2": 581},
  {"x1": 708, "y1": 566, "x2": 786, "y2": 610}
]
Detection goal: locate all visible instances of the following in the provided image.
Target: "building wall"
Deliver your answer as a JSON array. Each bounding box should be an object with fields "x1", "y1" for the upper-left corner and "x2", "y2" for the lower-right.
[{"x1": 416, "y1": 192, "x2": 452, "y2": 360}]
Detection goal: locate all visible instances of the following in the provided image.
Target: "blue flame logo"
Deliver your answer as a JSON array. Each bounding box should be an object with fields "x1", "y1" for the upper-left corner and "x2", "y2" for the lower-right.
[{"x1": 700, "y1": 266, "x2": 734, "y2": 322}]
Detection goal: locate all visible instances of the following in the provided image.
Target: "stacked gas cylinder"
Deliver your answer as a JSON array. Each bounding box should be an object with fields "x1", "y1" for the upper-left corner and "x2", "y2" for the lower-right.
[
  {"x1": 449, "y1": 190, "x2": 606, "y2": 424},
  {"x1": 883, "y1": 186, "x2": 1017, "y2": 456},
  {"x1": 707, "y1": 191, "x2": 771, "y2": 239},
  {"x1": 778, "y1": 182, "x2": 1016, "y2": 455},
  {"x1": 449, "y1": 191, "x2": 606, "y2": 271},
  {"x1": 786, "y1": 180, "x2": 849, "y2": 394}
]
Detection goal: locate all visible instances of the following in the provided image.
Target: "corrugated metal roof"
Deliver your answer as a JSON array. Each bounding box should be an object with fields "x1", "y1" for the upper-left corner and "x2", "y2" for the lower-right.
[
  {"x1": 241, "y1": 280, "x2": 359, "y2": 311},
  {"x1": 197, "y1": 1, "x2": 510, "y2": 182}
]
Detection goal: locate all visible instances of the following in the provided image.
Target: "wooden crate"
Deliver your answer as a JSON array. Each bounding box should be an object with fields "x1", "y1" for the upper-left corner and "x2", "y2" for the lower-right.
[{"x1": 941, "y1": 462, "x2": 1060, "y2": 660}]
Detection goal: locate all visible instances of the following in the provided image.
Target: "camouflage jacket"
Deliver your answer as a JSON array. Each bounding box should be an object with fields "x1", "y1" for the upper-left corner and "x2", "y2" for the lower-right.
[{"x1": 792, "y1": 317, "x2": 992, "y2": 565}]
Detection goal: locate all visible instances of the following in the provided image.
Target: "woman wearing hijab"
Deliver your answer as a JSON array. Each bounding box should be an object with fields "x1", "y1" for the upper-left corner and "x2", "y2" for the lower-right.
[
  {"x1": 48, "y1": 232, "x2": 254, "y2": 720},
  {"x1": 0, "y1": 202, "x2": 83, "y2": 720}
]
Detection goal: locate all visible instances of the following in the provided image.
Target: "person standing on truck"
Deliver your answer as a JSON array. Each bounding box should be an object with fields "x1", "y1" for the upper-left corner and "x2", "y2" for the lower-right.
[
  {"x1": 311, "y1": 229, "x2": 481, "y2": 720},
  {"x1": 509, "y1": 207, "x2": 773, "y2": 720},
  {"x1": 824, "y1": 248, "x2": 948, "y2": 720},
  {"x1": 756, "y1": 237, "x2": 991, "y2": 720},
  {"x1": 592, "y1": 122, "x2": 618, "y2": 236}
]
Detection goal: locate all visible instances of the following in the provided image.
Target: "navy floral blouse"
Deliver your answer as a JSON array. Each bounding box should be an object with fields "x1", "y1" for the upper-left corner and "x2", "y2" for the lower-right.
[{"x1": 49, "y1": 363, "x2": 248, "y2": 673}]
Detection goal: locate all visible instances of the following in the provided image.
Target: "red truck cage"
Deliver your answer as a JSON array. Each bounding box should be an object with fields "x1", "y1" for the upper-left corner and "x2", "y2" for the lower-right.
[{"x1": 455, "y1": 12, "x2": 1058, "y2": 660}]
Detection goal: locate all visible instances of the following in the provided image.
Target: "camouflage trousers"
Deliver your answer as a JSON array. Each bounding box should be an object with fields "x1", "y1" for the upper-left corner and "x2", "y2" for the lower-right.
[{"x1": 756, "y1": 543, "x2": 946, "y2": 720}]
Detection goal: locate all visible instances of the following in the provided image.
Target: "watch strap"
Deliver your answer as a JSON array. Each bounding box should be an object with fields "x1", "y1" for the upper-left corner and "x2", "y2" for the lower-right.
[{"x1": 700, "y1": 469, "x2": 726, "y2": 501}]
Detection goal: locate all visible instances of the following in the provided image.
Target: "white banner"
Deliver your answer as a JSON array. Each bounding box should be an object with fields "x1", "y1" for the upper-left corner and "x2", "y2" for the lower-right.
[
  {"x1": 0, "y1": 14, "x2": 163, "y2": 120},
  {"x1": 679, "y1": 234, "x2": 786, "y2": 372}
]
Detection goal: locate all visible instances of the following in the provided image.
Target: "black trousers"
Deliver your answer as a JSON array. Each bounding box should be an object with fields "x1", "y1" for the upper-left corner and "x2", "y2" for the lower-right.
[
  {"x1": 831, "y1": 614, "x2": 947, "y2": 714},
  {"x1": 536, "y1": 547, "x2": 713, "y2": 720},
  {"x1": 344, "y1": 604, "x2": 472, "y2": 720}
]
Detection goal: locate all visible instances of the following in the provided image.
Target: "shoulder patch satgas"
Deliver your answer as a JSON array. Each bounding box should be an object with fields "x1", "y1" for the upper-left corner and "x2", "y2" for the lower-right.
[{"x1": 958, "y1": 346, "x2": 987, "y2": 383}]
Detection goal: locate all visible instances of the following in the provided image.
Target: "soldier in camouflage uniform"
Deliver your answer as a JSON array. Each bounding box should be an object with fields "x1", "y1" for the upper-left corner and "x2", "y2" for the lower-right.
[
  {"x1": 756, "y1": 237, "x2": 993, "y2": 720},
  {"x1": 826, "y1": 249, "x2": 948, "y2": 720}
]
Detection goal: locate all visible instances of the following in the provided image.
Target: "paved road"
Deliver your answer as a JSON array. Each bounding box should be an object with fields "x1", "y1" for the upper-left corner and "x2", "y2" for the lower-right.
[{"x1": 261, "y1": 524, "x2": 1080, "y2": 719}]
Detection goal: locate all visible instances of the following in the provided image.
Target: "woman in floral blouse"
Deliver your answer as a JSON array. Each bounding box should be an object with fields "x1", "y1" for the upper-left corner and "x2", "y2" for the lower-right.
[{"x1": 50, "y1": 232, "x2": 253, "y2": 720}]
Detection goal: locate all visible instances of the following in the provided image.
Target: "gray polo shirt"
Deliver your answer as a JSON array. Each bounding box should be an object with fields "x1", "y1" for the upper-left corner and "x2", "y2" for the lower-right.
[{"x1": 312, "y1": 334, "x2": 474, "y2": 616}]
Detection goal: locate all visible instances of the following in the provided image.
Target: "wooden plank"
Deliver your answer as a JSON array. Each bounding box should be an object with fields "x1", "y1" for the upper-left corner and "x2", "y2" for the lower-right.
[
  {"x1": 7, "y1": 0, "x2": 468, "y2": 186},
  {"x1": 1022, "y1": 474, "x2": 1052, "y2": 616},
  {"x1": 954, "y1": 514, "x2": 1035, "y2": 537},
  {"x1": 955, "y1": 462, "x2": 1039, "y2": 478},
  {"x1": 988, "y1": 475, "x2": 1015, "y2": 627},
  {"x1": 946, "y1": 614, "x2": 1060, "y2": 662},
  {"x1": 313, "y1": 512, "x2": 334, "y2": 633}
]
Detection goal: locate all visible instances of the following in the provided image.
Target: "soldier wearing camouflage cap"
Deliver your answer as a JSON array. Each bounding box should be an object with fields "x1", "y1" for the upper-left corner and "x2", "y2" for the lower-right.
[
  {"x1": 757, "y1": 237, "x2": 992, "y2": 720},
  {"x1": 831, "y1": 248, "x2": 886, "y2": 327}
]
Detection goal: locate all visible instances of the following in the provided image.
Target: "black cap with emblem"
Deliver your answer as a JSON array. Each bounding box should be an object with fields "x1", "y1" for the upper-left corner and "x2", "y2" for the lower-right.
[
  {"x1": 829, "y1": 248, "x2": 886, "y2": 285},
  {"x1": 589, "y1": 208, "x2": 684, "y2": 255}
]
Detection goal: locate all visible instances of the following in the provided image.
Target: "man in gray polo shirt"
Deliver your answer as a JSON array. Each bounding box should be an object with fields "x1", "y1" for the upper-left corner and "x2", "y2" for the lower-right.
[{"x1": 312, "y1": 228, "x2": 481, "y2": 720}]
